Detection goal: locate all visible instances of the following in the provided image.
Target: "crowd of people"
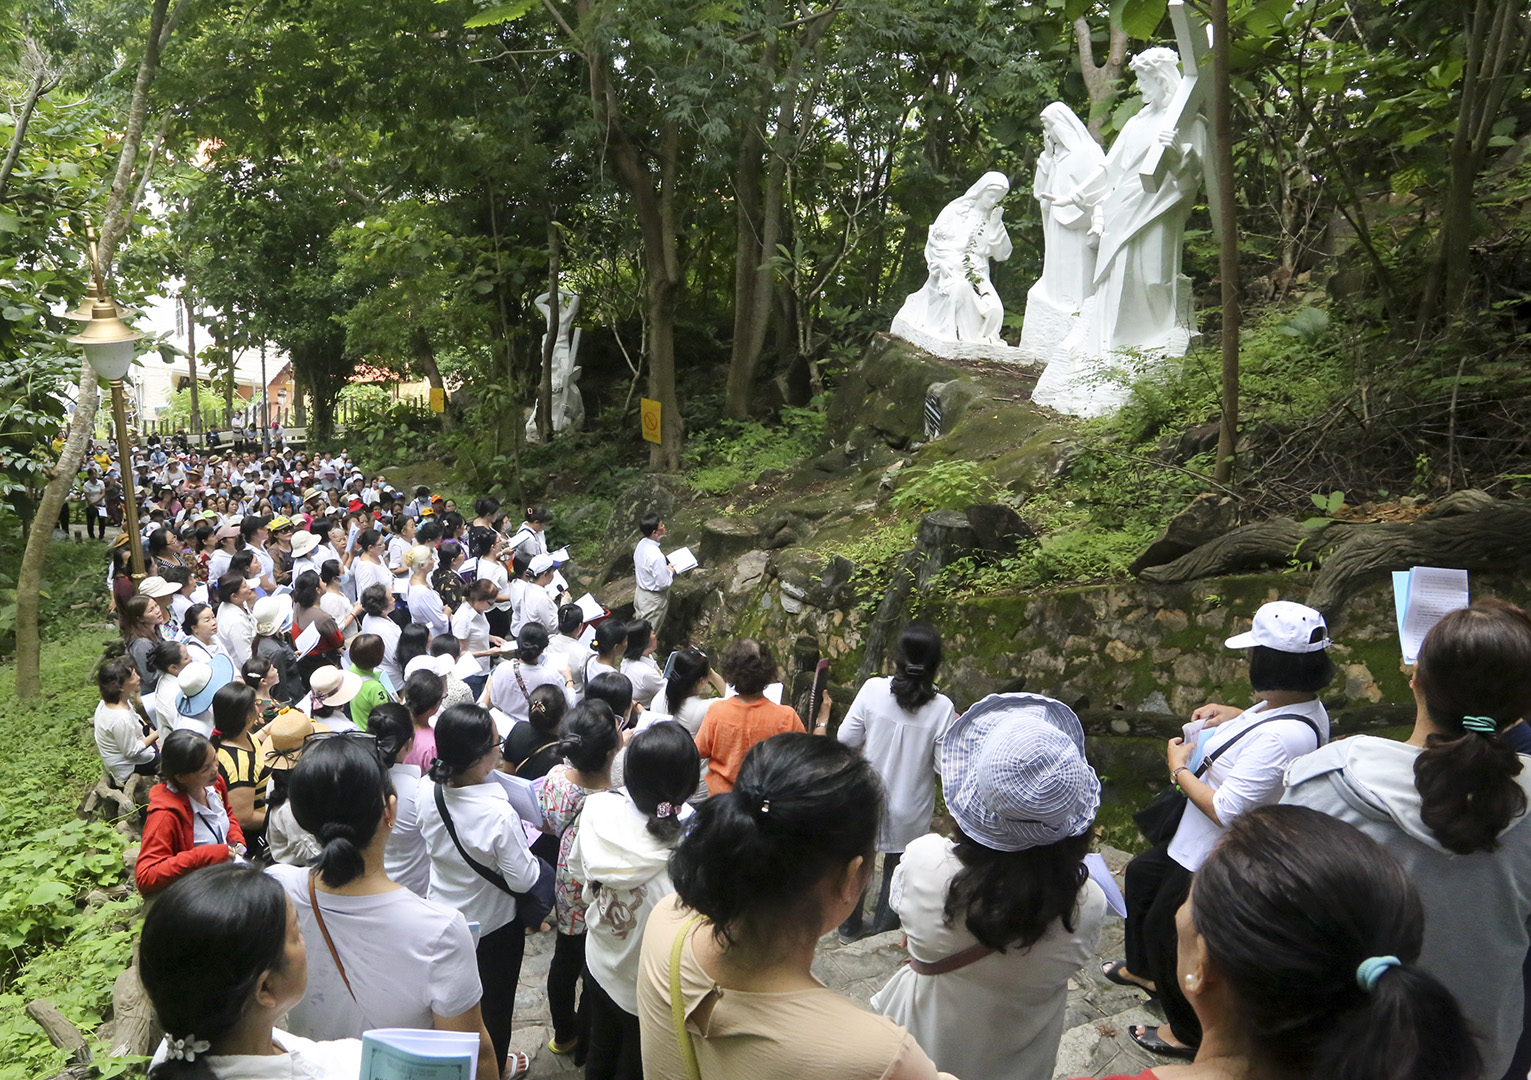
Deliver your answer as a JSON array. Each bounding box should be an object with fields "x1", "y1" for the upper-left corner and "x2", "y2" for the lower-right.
[{"x1": 79, "y1": 443, "x2": 1528, "y2": 1080}]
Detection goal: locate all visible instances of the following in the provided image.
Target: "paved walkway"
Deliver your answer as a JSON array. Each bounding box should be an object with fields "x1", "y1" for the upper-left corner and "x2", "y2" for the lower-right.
[{"x1": 511, "y1": 846, "x2": 1169, "y2": 1079}]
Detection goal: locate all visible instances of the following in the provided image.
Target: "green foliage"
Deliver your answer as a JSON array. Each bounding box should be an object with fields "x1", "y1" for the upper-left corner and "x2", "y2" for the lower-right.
[
  {"x1": 888, "y1": 460, "x2": 1002, "y2": 513},
  {"x1": 343, "y1": 399, "x2": 438, "y2": 475},
  {"x1": 1303, "y1": 490, "x2": 1346, "y2": 528},
  {"x1": 685, "y1": 403, "x2": 828, "y2": 496}
]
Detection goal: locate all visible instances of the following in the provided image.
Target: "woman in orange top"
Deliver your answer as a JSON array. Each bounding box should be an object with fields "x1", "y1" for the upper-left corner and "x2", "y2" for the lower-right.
[{"x1": 694, "y1": 639, "x2": 826, "y2": 794}]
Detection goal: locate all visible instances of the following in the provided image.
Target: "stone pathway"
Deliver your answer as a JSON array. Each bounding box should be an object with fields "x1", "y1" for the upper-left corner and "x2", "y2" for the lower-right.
[{"x1": 510, "y1": 848, "x2": 1169, "y2": 1079}]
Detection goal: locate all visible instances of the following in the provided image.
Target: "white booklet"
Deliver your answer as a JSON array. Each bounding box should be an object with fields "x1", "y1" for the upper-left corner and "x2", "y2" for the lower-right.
[
  {"x1": 361, "y1": 1028, "x2": 477, "y2": 1080},
  {"x1": 548, "y1": 547, "x2": 571, "y2": 564},
  {"x1": 547, "y1": 570, "x2": 568, "y2": 597},
  {"x1": 574, "y1": 592, "x2": 607, "y2": 623},
  {"x1": 487, "y1": 769, "x2": 543, "y2": 826},
  {"x1": 667, "y1": 546, "x2": 699, "y2": 574},
  {"x1": 1393, "y1": 566, "x2": 1469, "y2": 664},
  {"x1": 293, "y1": 622, "x2": 321, "y2": 659}
]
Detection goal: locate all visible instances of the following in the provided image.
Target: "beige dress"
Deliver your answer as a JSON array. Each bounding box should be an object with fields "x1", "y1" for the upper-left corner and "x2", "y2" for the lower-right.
[{"x1": 638, "y1": 894, "x2": 955, "y2": 1080}]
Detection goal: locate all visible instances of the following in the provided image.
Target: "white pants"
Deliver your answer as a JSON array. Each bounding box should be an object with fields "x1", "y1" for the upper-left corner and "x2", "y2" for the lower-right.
[{"x1": 633, "y1": 585, "x2": 669, "y2": 635}]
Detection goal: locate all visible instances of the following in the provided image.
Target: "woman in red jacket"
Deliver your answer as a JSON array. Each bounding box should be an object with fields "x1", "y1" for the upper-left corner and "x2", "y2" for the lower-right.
[{"x1": 136, "y1": 729, "x2": 247, "y2": 895}]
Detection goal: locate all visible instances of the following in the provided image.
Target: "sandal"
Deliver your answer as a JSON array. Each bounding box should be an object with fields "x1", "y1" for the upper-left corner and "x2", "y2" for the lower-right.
[
  {"x1": 503, "y1": 1050, "x2": 532, "y2": 1079},
  {"x1": 1101, "y1": 959, "x2": 1156, "y2": 993},
  {"x1": 548, "y1": 1035, "x2": 578, "y2": 1056},
  {"x1": 1129, "y1": 1024, "x2": 1197, "y2": 1061}
]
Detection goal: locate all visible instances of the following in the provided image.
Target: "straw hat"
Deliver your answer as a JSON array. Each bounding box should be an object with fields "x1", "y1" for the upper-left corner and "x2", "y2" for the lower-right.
[{"x1": 262, "y1": 709, "x2": 330, "y2": 771}]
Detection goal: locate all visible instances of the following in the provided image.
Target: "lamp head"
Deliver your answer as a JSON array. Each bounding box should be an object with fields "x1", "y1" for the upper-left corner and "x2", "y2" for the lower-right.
[{"x1": 68, "y1": 300, "x2": 144, "y2": 382}]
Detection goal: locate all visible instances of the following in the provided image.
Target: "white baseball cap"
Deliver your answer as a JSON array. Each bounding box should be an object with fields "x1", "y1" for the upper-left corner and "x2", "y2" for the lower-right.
[
  {"x1": 1225, "y1": 601, "x2": 1331, "y2": 654},
  {"x1": 529, "y1": 552, "x2": 560, "y2": 576}
]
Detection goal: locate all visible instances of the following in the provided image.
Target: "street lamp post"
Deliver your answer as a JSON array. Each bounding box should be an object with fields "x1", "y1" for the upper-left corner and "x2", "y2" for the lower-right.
[{"x1": 67, "y1": 242, "x2": 146, "y2": 580}]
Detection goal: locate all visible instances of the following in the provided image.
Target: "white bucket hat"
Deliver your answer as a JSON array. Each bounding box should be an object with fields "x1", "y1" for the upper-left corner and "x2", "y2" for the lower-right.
[
  {"x1": 309, "y1": 664, "x2": 364, "y2": 707},
  {"x1": 137, "y1": 575, "x2": 178, "y2": 599},
  {"x1": 1224, "y1": 600, "x2": 1330, "y2": 654},
  {"x1": 290, "y1": 530, "x2": 320, "y2": 558},
  {"x1": 252, "y1": 593, "x2": 294, "y2": 636},
  {"x1": 939, "y1": 693, "x2": 1101, "y2": 853}
]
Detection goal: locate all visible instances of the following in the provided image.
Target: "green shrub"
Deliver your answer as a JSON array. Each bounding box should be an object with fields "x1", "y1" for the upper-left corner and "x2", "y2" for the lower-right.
[
  {"x1": 888, "y1": 460, "x2": 1001, "y2": 513},
  {"x1": 685, "y1": 403, "x2": 828, "y2": 495}
]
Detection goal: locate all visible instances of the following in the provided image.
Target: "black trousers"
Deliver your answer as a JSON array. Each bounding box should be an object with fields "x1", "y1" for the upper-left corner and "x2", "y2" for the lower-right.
[
  {"x1": 548, "y1": 931, "x2": 589, "y2": 1054},
  {"x1": 842, "y1": 851, "x2": 902, "y2": 936},
  {"x1": 1123, "y1": 842, "x2": 1200, "y2": 1046},
  {"x1": 583, "y1": 968, "x2": 641, "y2": 1080},
  {"x1": 87, "y1": 505, "x2": 106, "y2": 538},
  {"x1": 476, "y1": 918, "x2": 527, "y2": 1072}
]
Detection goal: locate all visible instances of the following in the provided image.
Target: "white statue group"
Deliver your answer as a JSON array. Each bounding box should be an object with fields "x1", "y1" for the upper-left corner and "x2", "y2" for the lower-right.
[
  {"x1": 525, "y1": 289, "x2": 585, "y2": 442},
  {"x1": 892, "y1": 40, "x2": 1208, "y2": 418}
]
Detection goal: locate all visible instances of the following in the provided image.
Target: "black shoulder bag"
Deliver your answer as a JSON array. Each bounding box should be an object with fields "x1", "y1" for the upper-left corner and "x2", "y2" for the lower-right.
[
  {"x1": 433, "y1": 782, "x2": 556, "y2": 929},
  {"x1": 1133, "y1": 713, "x2": 1324, "y2": 847}
]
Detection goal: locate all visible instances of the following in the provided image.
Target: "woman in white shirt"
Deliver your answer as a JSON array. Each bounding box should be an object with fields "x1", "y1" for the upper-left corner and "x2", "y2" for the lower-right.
[
  {"x1": 486, "y1": 624, "x2": 577, "y2": 725},
  {"x1": 416, "y1": 704, "x2": 541, "y2": 1079},
  {"x1": 368, "y1": 704, "x2": 431, "y2": 895},
  {"x1": 584, "y1": 620, "x2": 627, "y2": 688},
  {"x1": 349, "y1": 528, "x2": 393, "y2": 607},
  {"x1": 644, "y1": 646, "x2": 724, "y2": 736},
  {"x1": 871, "y1": 693, "x2": 1106, "y2": 1080},
  {"x1": 139, "y1": 863, "x2": 363, "y2": 1080},
  {"x1": 149, "y1": 640, "x2": 191, "y2": 729},
  {"x1": 1108, "y1": 600, "x2": 1331, "y2": 1060},
  {"x1": 619, "y1": 619, "x2": 663, "y2": 708},
  {"x1": 836, "y1": 623, "x2": 956, "y2": 941},
  {"x1": 462, "y1": 527, "x2": 513, "y2": 640},
  {"x1": 359, "y1": 584, "x2": 404, "y2": 691},
  {"x1": 385, "y1": 513, "x2": 415, "y2": 595},
  {"x1": 405, "y1": 544, "x2": 451, "y2": 636},
  {"x1": 182, "y1": 603, "x2": 225, "y2": 667},
  {"x1": 570, "y1": 721, "x2": 700, "y2": 1080},
  {"x1": 450, "y1": 579, "x2": 503, "y2": 681},
  {"x1": 94, "y1": 657, "x2": 160, "y2": 784},
  {"x1": 274, "y1": 734, "x2": 496, "y2": 1080}
]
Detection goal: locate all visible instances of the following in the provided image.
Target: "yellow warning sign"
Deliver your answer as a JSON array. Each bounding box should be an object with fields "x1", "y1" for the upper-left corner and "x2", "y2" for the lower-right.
[
  {"x1": 640, "y1": 397, "x2": 661, "y2": 444},
  {"x1": 430, "y1": 388, "x2": 446, "y2": 414}
]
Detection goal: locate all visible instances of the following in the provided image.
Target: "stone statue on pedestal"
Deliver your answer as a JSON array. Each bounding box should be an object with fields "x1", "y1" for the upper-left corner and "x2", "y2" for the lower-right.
[
  {"x1": 525, "y1": 290, "x2": 585, "y2": 442},
  {"x1": 892, "y1": 172, "x2": 1015, "y2": 351},
  {"x1": 1020, "y1": 104, "x2": 1106, "y2": 356},
  {"x1": 1030, "y1": 41, "x2": 1207, "y2": 417}
]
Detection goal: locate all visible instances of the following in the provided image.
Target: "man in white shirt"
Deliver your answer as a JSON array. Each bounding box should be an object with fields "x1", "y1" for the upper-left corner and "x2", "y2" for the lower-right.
[
  {"x1": 632, "y1": 512, "x2": 674, "y2": 634},
  {"x1": 215, "y1": 572, "x2": 260, "y2": 669}
]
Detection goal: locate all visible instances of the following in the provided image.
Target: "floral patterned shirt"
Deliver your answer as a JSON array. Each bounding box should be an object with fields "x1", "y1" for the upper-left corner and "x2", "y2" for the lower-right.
[{"x1": 538, "y1": 764, "x2": 605, "y2": 935}]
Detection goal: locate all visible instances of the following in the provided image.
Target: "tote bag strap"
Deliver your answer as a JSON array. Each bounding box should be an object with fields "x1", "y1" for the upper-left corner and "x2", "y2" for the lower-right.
[{"x1": 669, "y1": 914, "x2": 708, "y2": 1080}]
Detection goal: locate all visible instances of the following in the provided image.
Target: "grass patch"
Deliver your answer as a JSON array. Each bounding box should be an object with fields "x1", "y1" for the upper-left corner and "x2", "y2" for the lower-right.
[{"x1": 0, "y1": 539, "x2": 139, "y2": 1080}]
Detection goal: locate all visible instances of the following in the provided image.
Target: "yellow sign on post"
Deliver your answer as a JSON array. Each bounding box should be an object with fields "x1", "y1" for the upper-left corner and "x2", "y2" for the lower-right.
[
  {"x1": 640, "y1": 397, "x2": 662, "y2": 444},
  {"x1": 430, "y1": 388, "x2": 446, "y2": 414}
]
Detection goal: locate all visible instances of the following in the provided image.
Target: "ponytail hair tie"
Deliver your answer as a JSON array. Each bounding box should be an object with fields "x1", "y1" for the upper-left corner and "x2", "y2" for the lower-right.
[
  {"x1": 902, "y1": 663, "x2": 927, "y2": 676},
  {"x1": 1356, "y1": 955, "x2": 1401, "y2": 991},
  {"x1": 1461, "y1": 715, "x2": 1498, "y2": 735},
  {"x1": 656, "y1": 801, "x2": 677, "y2": 819},
  {"x1": 531, "y1": 701, "x2": 546, "y2": 715}
]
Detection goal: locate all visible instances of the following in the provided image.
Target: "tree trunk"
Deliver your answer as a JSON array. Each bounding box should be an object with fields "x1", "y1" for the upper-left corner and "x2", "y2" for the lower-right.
[
  {"x1": 537, "y1": 217, "x2": 559, "y2": 441},
  {"x1": 1418, "y1": 0, "x2": 1530, "y2": 325},
  {"x1": 1211, "y1": 0, "x2": 1240, "y2": 484},
  {"x1": 412, "y1": 327, "x2": 452, "y2": 432},
  {"x1": 14, "y1": 0, "x2": 188, "y2": 697},
  {"x1": 1074, "y1": 16, "x2": 1127, "y2": 143},
  {"x1": 185, "y1": 293, "x2": 201, "y2": 434},
  {"x1": 569, "y1": 0, "x2": 684, "y2": 470}
]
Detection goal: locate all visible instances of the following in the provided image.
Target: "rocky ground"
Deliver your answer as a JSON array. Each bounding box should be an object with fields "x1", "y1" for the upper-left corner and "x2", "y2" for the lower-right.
[{"x1": 511, "y1": 847, "x2": 1168, "y2": 1079}]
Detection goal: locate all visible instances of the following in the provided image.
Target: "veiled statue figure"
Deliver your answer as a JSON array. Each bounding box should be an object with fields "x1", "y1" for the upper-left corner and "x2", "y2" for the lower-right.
[
  {"x1": 1020, "y1": 103, "x2": 1106, "y2": 354},
  {"x1": 893, "y1": 171, "x2": 1014, "y2": 345},
  {"x1": 1031, "y1": 46, "x2": 1206, "y2": 416},
  {"x1": 525, "y1": 290, "x2": 585, "y2": 442}
]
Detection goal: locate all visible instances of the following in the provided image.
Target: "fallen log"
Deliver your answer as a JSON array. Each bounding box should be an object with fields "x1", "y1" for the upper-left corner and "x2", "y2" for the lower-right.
[
  {"x1": 25, "y1": 1000, "x2": 90, "y2": 1066},
  {"x1": 1137, "y1": 518, "x2": 1307, "y2": 584},
  {"x1": 1308, "y1": 502, "x2": 1531, "y2": 613}
]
